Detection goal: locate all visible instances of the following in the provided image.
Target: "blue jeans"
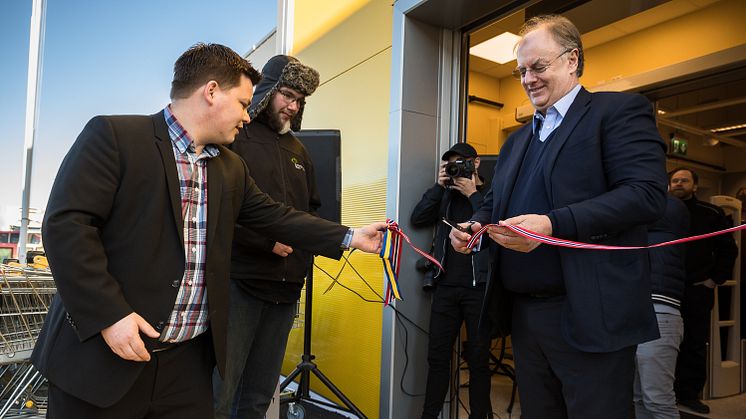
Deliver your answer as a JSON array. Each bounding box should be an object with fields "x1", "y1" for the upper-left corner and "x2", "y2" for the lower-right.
[
  {"x1": 213, "y1": 282, "x2": 296, "y2": 419},
  {"x1": 634, "y1": 311, "x2": 684, "y2": 419}
]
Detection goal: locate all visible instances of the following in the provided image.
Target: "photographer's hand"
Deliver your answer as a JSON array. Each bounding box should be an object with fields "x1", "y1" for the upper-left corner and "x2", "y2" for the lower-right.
[
  {"x1": 450, "y1": 174, "x2": 477, "y2": 197},
  {"x1": 437, "y1": 161, "x2": 449, "y2": 187}
]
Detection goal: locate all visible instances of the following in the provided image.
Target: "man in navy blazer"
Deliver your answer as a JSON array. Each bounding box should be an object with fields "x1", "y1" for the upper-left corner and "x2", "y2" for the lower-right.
[
  {"x1": 450, "y1": 15, "x2": 667, "y2": 418},
  {"x1": 32, "y1": 43, "x2": 385, "y2": 418}
]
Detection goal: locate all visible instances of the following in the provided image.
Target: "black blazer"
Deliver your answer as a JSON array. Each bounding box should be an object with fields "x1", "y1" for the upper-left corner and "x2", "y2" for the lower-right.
[
  {"x1": 473, "y1": 88, "x2": 668, "y2": 352},
  {"x1": 31, "y1": 112, "x2": 348, "y2": 407}
]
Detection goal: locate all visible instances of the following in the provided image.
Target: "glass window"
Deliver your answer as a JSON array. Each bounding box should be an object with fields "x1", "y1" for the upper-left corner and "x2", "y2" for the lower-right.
[{"x1": 0, "y1": 248, "x2": 12, "y2": 263}]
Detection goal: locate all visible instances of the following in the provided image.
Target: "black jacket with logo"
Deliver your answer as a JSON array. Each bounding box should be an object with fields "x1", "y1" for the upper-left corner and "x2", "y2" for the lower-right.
[{"x1": 228, "y1": 120, "x2": 320, "y2": 303}]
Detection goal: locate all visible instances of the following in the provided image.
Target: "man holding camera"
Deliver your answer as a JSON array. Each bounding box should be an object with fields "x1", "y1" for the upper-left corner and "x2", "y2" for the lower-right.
[{"x1": 411, "y1": 143, "x2": 492, "y2": 419}]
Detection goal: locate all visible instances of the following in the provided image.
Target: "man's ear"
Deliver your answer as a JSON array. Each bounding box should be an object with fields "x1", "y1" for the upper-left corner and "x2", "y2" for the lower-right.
[
  {"x1": 567, "y1": 49, "x2": 579, "y2": 75},
  {"x1": 474, "y1": 156, "x2": 481, "y2": 169},
  {"x1": 204, "y1": 80, "x2": 219, "y2": 103}
]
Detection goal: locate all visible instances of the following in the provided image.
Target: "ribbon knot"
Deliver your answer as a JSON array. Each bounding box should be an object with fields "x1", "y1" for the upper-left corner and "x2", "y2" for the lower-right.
[{"x1": 379, "y1": 219, "x2": 444, "y2": 304}]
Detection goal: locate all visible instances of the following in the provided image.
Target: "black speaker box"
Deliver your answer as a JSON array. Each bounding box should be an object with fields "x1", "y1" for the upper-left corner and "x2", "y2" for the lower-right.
[{"x1": 295, "y1": 130, "x2": 342, "y2": 224}]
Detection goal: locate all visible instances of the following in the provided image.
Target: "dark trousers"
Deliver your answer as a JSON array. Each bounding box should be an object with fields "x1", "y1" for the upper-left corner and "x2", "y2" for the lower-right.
[
  {"x1": 675, "y1": 284, "x2": 714, "y2": 401},
  {"x1": 213, "y1": 283, "x2": 296, "y2": 419},
  {"x1": 48, "y1": 332, "x2": 214, "y2": 419},
  {"x1": 421, "y1": 284, "x2": 492, "y2": 419},
  {"x1": 512, "y1": 295, "x2": 636, "y2": 419}
]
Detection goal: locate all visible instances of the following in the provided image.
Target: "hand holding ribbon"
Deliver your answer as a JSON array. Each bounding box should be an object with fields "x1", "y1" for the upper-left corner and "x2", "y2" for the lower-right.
[
  {"x1": 380, "y1": 219, "x2": 444, "y2": 304},
  {"x1": 490, "y1": 214, "x2": 552, "y2": 253},
  {"x1": 449, "y1": 221, "x2": 481, "y2": 254},
  {"x1": 351, "y1": 221, "x2": 389, "y2": 253}
]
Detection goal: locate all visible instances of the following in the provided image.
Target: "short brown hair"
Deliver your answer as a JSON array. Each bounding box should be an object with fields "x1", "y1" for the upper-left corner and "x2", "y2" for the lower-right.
[
  {"x1": 170, "y1": 43, "x2": 262, "y2": 99},
  {"x1": 519, "y1": 14, "x2": 584, "y2": 77},
  {"x1": 668, "y1": 167, "x2": 698, "y2": 185}
]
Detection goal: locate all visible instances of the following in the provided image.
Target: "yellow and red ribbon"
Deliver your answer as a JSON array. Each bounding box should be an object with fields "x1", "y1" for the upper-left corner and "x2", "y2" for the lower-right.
[{"x1": 380, "y1": 219, "x2": 444, "y2": 304}]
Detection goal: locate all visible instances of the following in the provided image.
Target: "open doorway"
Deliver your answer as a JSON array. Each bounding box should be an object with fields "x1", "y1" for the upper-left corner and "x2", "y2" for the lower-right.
[
  {"x1": 641, "y1": 64, "x2": 746, "y2": 200},
  {"x1": 461, "y1": 0, "x2": 746, "y2": 189}
]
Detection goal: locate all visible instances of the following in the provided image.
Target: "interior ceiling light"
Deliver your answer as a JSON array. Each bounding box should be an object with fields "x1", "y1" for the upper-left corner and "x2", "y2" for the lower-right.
[
  {"x1": 470, "y1": 32, "x2": 521, "y2": 64},
  {"x1": 703, "y1": 137, "x2": 719, "y2": 147},
  {"x1": 657, "y1": 109, "x2": 667, "y2": 115},
  {"x1": 710, "y1": 123, "x2": 746, "y2": 133}
]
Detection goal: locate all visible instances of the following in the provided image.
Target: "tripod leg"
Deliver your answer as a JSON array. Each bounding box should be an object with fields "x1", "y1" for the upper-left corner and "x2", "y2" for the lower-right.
[
  {"x1": 310, "y1": 367, "x2": 367, "y2": 419},
  {"x1": 280, "y1": 367, "x2": 303, "y2": 392}
]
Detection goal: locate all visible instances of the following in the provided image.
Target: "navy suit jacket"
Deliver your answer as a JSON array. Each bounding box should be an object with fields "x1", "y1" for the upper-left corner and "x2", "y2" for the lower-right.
[{"x1": 473, "y1": 87, "x2": 668, "y2": 352}]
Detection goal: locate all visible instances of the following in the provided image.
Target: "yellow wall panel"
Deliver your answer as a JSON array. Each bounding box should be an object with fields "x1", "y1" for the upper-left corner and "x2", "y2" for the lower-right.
[
  {"x1": 293, "y1": 0, "x2": 370, "y2": 53},
  {"x1": 282, "y1": 1, "x2": 393, "y2": 417}
]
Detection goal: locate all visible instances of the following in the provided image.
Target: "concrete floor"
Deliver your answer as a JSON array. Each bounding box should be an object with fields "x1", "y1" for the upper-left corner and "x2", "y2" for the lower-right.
[{"x1": 456, "y1": 362, "x2": 746, "y2": 419}]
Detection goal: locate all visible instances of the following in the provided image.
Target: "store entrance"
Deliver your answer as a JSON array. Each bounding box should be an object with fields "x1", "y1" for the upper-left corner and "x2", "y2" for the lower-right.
[{"x1": 641, "y1": 64, "x2": 746, "y2": 198}]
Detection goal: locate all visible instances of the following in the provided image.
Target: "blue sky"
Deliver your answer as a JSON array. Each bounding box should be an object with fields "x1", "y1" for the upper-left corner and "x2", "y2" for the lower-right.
[{"x1": 0, "y1": 0, "x2": 276, "y2": 226}]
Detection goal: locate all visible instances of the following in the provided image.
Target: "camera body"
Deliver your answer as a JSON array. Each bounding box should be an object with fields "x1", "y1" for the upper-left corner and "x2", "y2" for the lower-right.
[{"x1": 444, "y1": 159, "x2": 475, "y2": 185}]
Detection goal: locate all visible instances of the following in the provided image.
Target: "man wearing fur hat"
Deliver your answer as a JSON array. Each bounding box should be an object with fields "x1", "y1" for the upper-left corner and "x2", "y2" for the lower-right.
[{"x1": 213, "y1": 55, "x2": 322, "y2": 419}]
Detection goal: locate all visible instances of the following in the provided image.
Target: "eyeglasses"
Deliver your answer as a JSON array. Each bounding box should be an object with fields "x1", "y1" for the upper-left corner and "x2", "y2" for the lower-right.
[
  {"x1": 277, "y1": 89, "x2": 305, "y2": 106},
  {"x1": 512, "y1": 49, "x2": 573, "y2": 80}
]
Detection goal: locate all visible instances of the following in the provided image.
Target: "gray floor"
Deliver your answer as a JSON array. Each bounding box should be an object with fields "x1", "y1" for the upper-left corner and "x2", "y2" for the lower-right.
[{"x1": 457, "y1": 360, "x2": 746, "y2": 419}]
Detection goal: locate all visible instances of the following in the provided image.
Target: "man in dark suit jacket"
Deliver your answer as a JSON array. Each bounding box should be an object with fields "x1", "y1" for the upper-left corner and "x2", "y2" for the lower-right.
[
  {"x1": 31, "y1": 43, "x2": 385, "y2": 419},
  {"x1": 450, "y1": 15, "x2": 667, "y2": 418}
]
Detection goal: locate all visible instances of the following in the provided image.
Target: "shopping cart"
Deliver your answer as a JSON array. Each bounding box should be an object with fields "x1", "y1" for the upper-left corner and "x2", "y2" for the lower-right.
[{"x1": 0, "y1": 264, "x2": 55, "y2": 418}]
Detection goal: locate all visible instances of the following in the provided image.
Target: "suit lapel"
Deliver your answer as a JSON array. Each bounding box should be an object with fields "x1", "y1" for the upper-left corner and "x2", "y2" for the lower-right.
[
  {"x1": 542, "y1": 87, "x2": 592, "y2": 197},
  {"x1": 206, "y1": 154, "x2": 223, "y2": 254},
  {"x1": 153, "y1": 112, "x2": 185, "y2": 246},
  {"x1": 497, "y1": 124, "x2": 533, "y2": 219}
]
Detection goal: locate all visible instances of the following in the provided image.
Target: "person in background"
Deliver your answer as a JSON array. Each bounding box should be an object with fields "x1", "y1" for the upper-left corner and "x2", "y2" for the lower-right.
[
  {"x1": 450, "y1": 14, "x2": 668, "y2": 418},
  {"x1": 32, "y1": 43, "x2": 385, "y2": 419},
  {"x1": 213, "y1": 55, "x2": 323, "y2": 419},
  {"x1": 411, "y1": 142, "x2": 492, "y2": 419},
  {"x1": 669, "y1": 167, "x2": 738, "y2": 414},
  {"x1": 634, "y1": 195, "x2": 689, "y2": 419}
]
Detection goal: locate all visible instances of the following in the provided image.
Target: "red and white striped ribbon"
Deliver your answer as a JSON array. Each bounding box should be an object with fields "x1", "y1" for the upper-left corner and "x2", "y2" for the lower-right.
[{"x1": 466, "y1": 223, "x2": 745, "y2": 250}]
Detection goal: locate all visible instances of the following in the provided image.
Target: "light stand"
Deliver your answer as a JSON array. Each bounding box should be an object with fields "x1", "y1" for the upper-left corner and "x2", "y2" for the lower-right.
[{"x1": 279, "y1": 258, "x2": 367, "y2": 418}]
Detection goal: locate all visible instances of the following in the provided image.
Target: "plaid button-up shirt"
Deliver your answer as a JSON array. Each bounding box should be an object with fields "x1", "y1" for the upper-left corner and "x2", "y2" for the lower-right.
[{"x1": 160, "y1": 106, "x2": 219, "y2": 343}]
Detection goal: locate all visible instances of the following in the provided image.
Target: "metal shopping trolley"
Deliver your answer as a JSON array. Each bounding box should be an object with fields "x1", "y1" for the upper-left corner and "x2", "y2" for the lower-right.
[{"x1": 0, "y1": 263, "x2": 55, "y2": 418}]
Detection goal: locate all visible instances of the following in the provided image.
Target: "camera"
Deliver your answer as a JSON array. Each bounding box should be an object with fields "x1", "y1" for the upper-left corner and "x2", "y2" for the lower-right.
[{"x1": 444, "y1": 159, "x2": 475, "y2": 180}]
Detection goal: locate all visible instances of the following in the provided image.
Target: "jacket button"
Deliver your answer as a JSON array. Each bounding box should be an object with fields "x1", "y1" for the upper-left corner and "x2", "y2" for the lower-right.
[{"x1": 172, "y1": 279, "x2": 180, "y2": 288}]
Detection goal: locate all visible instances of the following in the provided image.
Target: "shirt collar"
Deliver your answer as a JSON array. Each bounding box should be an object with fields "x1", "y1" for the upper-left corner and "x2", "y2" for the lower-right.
[
  {"x1": 533, "y1": 83, "x2": 582, "y2": 133},
  {"x1": 163, "y1": 106, "x2": 220, "y2": 158},
  {"x1": 552, "y1": 83, "x2": 582, "y2": 118}
]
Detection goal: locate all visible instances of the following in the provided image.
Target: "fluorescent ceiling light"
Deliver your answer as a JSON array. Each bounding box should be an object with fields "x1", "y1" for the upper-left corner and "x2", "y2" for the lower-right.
[
  {"x1": 470, "y1": 32, "x2": 521, "y2": 64},
  {"x1": 710, "y1": 123, "x2": 746, "y2": 133}
]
